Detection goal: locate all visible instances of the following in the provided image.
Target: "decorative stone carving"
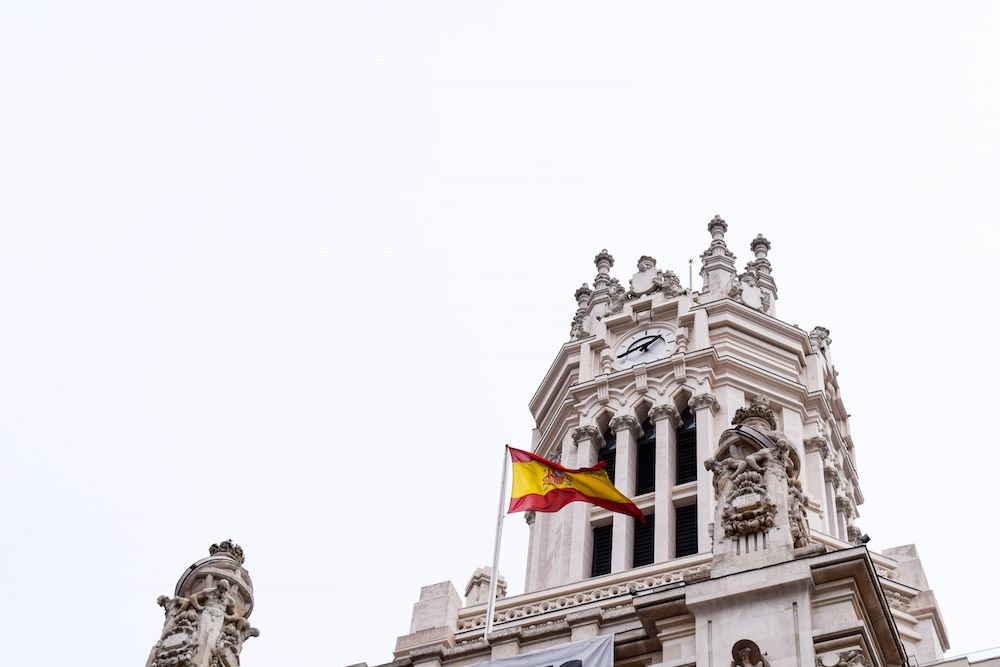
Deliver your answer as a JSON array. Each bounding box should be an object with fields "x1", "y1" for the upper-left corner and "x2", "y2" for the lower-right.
[
  {"x1": 593, "y1": 249, "x2": 614, "y2": 290},
  {"x1": 707, "y1": 448, "x2": 779, "y2": 538},
  {"x1": 628, "y1": 255, "x2": 662, "y2": 298},
  {"x1": 146, "y1": 541, "x2": 257, "y2": 667},
  {"x1": 787, "y1": 475, "x2": 811, "y2": 549},
  {"x1": 816, "y1": 649, "x2": 870, "y2": 667},
  {"x1": 731, "y1": 640, "x2": 771, "y2": 667},
  {"x1": 648, "y1": 404, "x2": 680, "y2": 425},
  {"x1": 809, "y1": 326, "x2": 832, "y2": 351},
  {"x1": 609, "y1": 414, "x2": 642, "y2": 440},
  {"x1": 571, "y1": 425, "x2": 602, "y2": 452},
  {"x1": 884, "y1": 590, "x2": 912, "y2": 611},
  {"x1": 209, "y1": 540, "x2": 244, "y2": 565},
  {"x1": 688, "y1": 393, "x2": 719, "y2": 413},
  {"x1": 607, "y1": 278, "x2": 627, "y2": 315},
  {"x1": 523, "y1": 511, "x2": 536, "y2": 526},
  {"x1": 732, "y1": 394, "x2": 777, "y2": 431},
  {"x1": 847, "y1": 524, "x2": 862, "y2": 545}
]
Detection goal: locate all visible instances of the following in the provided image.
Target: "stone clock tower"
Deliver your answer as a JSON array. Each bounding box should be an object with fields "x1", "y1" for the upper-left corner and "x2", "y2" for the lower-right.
[{"x1": 382, "y1": 217, "x2": 950, "y2": 667}]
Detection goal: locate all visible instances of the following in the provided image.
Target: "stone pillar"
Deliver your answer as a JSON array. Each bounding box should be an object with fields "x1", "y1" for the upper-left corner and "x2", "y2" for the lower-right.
[
  {"x1": 522, "y1": 511, "x2": 541, "y2": 592},
  {"x1": 145, "y1": 540, "x2": 258, "y2": 667},
  {"x1": 650, "y1": 404, "x2": 680, "y2": 563},
  {"x1": 609, "y1": 413, "x2": 641, "y2": 572},
  {"x1": 803, "y1": 436, "x2": 831, "y2": 534},
  {"x1": 699, "y1": 215, "x2": 738, "y2": 296},
  {"x1": 568, "y1": 426, "x2": 601, "y2": 581},
  {"x1": 750, "y1": 234, "x2": 777, "y2": 315},
  {"x1": 688, "y1": 393, "x2": 720, "y2": 553}
]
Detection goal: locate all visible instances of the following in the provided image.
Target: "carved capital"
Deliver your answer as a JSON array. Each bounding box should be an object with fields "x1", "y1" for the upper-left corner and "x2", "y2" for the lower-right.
[
  {"x1": 523, "y1": 511, "x2": 536, "y2": 526},
  {"x1": 571, "y1": 425, "x2": 602, "y2": 451},
  {"x1": 803, "y1": 435, "x2": 831, "y2": 458},
  {"x1": 688, "y1": 393, "x2": 720, "y2": 413},
  {"x1": 649, "y1": 403, "x2": 680, "y2": 425},
  {"x1": 816, "y1": 649, "x2": 870, "y2": 667},
  {"x1": 609, "y1": 414, "x2": 642, "y2": 439}
]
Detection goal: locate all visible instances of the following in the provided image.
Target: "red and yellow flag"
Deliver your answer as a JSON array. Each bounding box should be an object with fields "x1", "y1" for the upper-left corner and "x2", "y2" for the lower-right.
[{"x1": 507, "y1": 447, "x2": 645, "y2": 523}]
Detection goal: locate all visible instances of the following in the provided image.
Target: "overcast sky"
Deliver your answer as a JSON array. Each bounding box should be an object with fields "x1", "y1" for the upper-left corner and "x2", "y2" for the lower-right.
[{"x1": 2, "y1": 3, "x2": 999, "y2": 666}]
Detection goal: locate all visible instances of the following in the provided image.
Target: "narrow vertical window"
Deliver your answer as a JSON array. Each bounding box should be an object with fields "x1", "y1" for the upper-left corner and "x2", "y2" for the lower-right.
[
  {"x1": 633, "y1": 513, "x2": 655, "y2": 566},
  {"x1": 635, "y1": 418, "x2": 656, "y2": 494},
  {"x1": 591, "y1": 524, "x2": 613, "y2": 577},
  {"x1": 598, "y1": 426, "x2": 617, "y2": 484},
  {"x1": 675, "y1": 503, "x2": 698, "y2": 557},
  {"x1": 676, "y1": 407, "x2": 697, "y2": 484}
]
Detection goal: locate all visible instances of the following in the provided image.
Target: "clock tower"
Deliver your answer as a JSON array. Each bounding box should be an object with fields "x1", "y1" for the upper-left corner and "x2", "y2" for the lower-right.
[{"x1": 380, "y1": 216, "x2": 949, "y2": 667}]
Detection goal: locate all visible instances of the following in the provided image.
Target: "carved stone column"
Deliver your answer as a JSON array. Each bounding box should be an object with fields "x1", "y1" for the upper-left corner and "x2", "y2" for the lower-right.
[
  {"x1": 649, "y1": 404, "x2": 680, "y2": 562},
  {"x1": 568, "y1": 426, "x2": 602, "y2": 582},
  {"x1": 609, "y1": 414, "x2": 641, "y2": 572},
  {"x1": 146, "y1": 540, "x2": 258, "y2": 667},
  {"x1": 803, "y1": 435, "x2": 831, "y2": 534},
  {"x1": 688, "y1": 393, "x2": 719, "y2": 553}
]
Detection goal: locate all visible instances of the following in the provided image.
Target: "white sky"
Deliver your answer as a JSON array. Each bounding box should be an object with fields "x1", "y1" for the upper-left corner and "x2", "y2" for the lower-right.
[{"x1": 2, "y1": 2, "x2": 999, "y2": 665}]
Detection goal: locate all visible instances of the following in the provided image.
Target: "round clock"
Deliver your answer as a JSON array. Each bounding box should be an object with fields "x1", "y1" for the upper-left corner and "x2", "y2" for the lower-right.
[{"x1": 614, "y1": 327, "x2": 677, "y2": 368}]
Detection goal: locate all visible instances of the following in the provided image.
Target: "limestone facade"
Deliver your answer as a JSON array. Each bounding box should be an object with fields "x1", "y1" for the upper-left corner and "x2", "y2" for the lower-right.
[{"x1": 374, "y1": 217, "x2": 951, "y2": 667}]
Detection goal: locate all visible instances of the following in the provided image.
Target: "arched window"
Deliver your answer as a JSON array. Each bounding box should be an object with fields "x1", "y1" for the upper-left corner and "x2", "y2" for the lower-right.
[
  {"x1": 635, "y1": 418, "x2": 656, "y2": 495},
  {"x1": 598, "y1": 426, "x2": 617, "y2": 484},
  {"x1": 676, "y1": 407, "x2": 697, "y2": 484}
]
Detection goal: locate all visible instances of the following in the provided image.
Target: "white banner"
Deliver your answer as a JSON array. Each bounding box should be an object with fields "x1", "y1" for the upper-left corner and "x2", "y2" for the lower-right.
[{"x1": 471, "y1": 635, "x2": 613, "y2": 667}]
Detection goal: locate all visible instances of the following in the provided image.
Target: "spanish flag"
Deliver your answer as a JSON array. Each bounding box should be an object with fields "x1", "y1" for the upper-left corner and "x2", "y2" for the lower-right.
[{"x1": 507, "y1": 447, "x2": 645, "y2": 522}]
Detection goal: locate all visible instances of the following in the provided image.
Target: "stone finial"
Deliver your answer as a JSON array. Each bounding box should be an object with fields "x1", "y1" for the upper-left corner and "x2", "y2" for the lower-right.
[
  {"x1": 751, "y1": 234, "x2": 771, "y2": 258},
  {"x1": 700, "y1": 215, "x2": 737, "y2": 292},
  {"x1": 708, "y1": 214, "x2": 728, "y2": 238},
  {"x1": 574, "y1": 283, "x2": 593, "y2": 306},
  {"x1": 637, "y1": 255, "x2": 656, "y2": 271},
  {"x1": 464, "y1": 566, "x2": 507, "y2": 606},
  {"x1": 593, "y1": 249, "x2": 614, "y2": 290},
  {"x1": 208, "y1": 539, "x2": 245, "y2": 565},
  {"x1": 732, "y1": 394, "x2": 777, "y2": 431}
]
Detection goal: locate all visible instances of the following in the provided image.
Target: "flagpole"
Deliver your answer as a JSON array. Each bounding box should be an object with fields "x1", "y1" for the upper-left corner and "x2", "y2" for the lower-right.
[{"x1": 485, "y1": 445, "x2": 510, "y2": 640}]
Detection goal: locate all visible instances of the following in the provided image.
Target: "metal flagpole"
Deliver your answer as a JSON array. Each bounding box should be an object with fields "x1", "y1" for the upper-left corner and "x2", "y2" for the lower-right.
[{"x1": 485, "y1": 445, "x2": 511, "y2": 640}]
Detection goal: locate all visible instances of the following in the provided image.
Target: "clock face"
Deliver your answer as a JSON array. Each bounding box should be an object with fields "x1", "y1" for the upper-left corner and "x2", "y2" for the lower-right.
[{"x1": 614, "y1": 327, "x2": 677, "y2": 368}]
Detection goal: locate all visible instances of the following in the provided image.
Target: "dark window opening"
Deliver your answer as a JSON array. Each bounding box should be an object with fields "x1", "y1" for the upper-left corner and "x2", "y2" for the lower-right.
[
  {"x1": 598, "y1": 426, "x2": 617, "y2": 484},
  {"x1": 675, "y1": 503, "x2": 698, "y2": 557},
  {"x1": 635, "y1": 418, "x2": 656, "y2": 495},
  {"x1": 591, "y1": 524, "x2": 612, "y2": 577},
  {"x1": 633, "y1": 514, "x2": 655, "y2": 567},
  {"x1": 676, "y1": 407, "x2": 697, "y2": 484}
]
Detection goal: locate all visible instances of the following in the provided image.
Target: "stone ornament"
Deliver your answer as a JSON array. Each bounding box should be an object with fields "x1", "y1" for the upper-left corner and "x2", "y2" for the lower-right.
[
  {"x1": 465, "y1": 566, "x2": 507, "y2": 605},
  {"x1": 571, "y1": 425, "x2": 602, "y2": 451},
  {"x1": 609, "y1": 414, "x2": 642, "y2": 439},
  {"x1": 146, "y1": 541, "x2": 258, "y2": 667},
  {"x1": 731, "y1": 640, "x2": 770, "y2": 667},
  {"x1": 816, "y1": 649, "x2": 870, "y2": 667},
  {"x1": 809, "y1": 326, "x2": 832, "y2": 351},
  {"x1": 732, "y1": 394, "x2": 777, "y2": 431},
  {"x1": 648, "y1": 404, "x2": 680, "y2": 425},
  {"x1": 688, "y1": 393, "x2": 720, "y2": 413}
]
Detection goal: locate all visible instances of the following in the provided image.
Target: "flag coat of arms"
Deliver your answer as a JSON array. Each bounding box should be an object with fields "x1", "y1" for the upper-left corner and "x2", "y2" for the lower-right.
[{"x1": 507, "y1": 447, "x2": 644, "y2": 522}]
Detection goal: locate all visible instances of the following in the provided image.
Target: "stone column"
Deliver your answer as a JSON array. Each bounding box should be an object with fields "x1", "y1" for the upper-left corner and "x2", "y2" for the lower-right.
[
  {"x1": 568, "y1": 426, "x2": 601, "y2": 582},
  {"x1": 803, "y1": 436, "x2": 830, "y2": 534},
  {"x1": 688, "y1": 393, "x2": 719, "y2": 554},
  {"x1": 522, "y1": 511, "x2": 541, "y2": 592},
  {"x1": 609, "y1": 413, "x2": 641, "y2": 572},
  {"x1": 650, "y1": 404, "x2": 680, "y2": 563},
  {"x1": 145, "y1": 540, "x2": 258, "y2": 667}
]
